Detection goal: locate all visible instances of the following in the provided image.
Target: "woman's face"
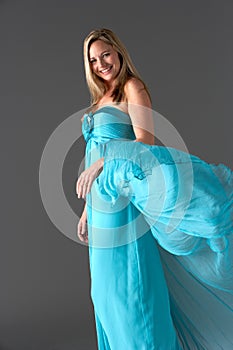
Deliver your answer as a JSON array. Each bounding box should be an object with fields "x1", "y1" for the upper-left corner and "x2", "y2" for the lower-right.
[{"x1": 89, "y1": 40, "x2": 121, "y2": 86}]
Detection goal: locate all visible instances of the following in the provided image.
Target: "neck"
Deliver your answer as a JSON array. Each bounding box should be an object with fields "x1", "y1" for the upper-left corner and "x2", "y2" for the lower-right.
[{"x1": 105, "y1": 79, "x2": 117, "y2": 91}]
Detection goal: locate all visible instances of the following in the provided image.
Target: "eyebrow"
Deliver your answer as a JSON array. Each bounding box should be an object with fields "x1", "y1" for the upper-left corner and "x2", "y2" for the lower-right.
[{"x1": 89, "y1": 50, "x2": 110, "y2": 60}]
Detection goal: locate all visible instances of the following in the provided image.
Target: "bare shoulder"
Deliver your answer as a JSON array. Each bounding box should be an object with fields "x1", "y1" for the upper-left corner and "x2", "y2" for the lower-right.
[
  {"x1": 124, "y1": 77, "x2": 151, "y2": 108},
  {"x1": 124, "y1": 77, "x2": 146, "y2": 94}
]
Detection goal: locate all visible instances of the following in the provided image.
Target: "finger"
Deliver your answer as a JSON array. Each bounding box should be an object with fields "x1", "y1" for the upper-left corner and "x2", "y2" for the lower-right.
[
  {"x1": 81, "y1": 229, "x2": 88, "y2": 242},
  {"x1": 79, "y1": 184, "x2": 86, "y2": 199},
  {"x1": 78, "y1": 226, "x2": 86, "y2": 242},
  {"x1": 80, "y1": 177, "x2": 89, "y2": 198},
  {"x1": 77, "y1": 182, "x2": 85, "y2": 199},
  {"x1": 77, "y1": 220, "x2": 84, "y2": 235},
  {"x1": 77, "y1": 221, "x2": 88, "y2": 242},
  {"x1": 82, "y1": 231, "x2": 88, "y2": 243},
  {"x1": 76, "y1": 174, "x2": 85, "y2": 197},
  {"x1": 86, "y1": 178, "x2": 93, "y2": 195},
  {"x1": 83, "y1": 181, "x2": 88, "y2": 194},
  {"x1": 77, "y1": 223, "x2": 82, "y2": 239},
  {"x1": 83, "y1": 227, "x2": 88, "y2": 243},
  {"x1": 82, "y1": 180, "x2": 90, "y2": 198},
  {"x1": 82, "y1": 174, "x2": 95, "y2": 197},
  {"x1": 77, "y1": 179, "x2": 84, "y2": 198},
  {"x1": 76, "y1": 179, "x2": 81, "y2": 197}
]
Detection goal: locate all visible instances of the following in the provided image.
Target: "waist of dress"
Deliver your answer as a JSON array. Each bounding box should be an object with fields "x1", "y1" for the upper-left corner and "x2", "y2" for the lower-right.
[{"x1": 86, "y1": 135, "x2": 135, "y2": 145}]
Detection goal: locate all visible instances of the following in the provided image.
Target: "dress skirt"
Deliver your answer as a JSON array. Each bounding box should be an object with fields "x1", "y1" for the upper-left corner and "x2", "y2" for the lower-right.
[{"x1": 82, "y1": 106, "x2": 233, "y2": 349}]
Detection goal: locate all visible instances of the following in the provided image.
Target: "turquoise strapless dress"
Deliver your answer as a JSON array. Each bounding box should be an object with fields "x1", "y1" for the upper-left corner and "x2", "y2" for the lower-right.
[{"x1": 82, "y1": 106, "x2": 233, "y2": 350}]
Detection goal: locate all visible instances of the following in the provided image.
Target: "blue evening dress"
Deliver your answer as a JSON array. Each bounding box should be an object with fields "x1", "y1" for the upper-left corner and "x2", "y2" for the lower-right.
[{"x1": 82, "y1": 105, "x2": 233, "y2": 350}]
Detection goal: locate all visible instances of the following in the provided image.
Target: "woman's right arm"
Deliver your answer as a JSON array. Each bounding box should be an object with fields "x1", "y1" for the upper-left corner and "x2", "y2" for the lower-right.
[{"x1": 77, "y1": 202, "x2": 88, "y2": 243}]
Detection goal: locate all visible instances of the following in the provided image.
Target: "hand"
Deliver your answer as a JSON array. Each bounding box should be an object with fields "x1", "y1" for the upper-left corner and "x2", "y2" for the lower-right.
[
  {"x1": 77, "y1": 216, "x2": 88, "y2": 243},
  {"x1": 76, "y1": 158, "x2": 104, "y2": 199}
]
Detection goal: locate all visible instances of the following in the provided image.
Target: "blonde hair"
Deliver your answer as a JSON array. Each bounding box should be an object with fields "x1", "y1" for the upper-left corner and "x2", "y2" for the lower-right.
[{"x1": 83, "y1": 28, "x2": 151, "y2": 108}]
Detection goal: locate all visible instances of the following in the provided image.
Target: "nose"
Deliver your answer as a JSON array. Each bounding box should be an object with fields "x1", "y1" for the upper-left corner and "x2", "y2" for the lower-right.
[{"x1": 98, "y1": 57, "x2": 107, "y2": 68}]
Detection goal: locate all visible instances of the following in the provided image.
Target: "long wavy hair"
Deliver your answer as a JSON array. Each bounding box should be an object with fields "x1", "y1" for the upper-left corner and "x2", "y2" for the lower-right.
[{"x1": 83, "y1": 28, "x2": 151, "y2": 109}]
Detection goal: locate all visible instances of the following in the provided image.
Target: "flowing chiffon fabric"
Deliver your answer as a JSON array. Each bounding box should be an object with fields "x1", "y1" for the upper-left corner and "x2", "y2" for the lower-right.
[{"x1": 82, "y1": 106, "x2": 233, "y2": 350}]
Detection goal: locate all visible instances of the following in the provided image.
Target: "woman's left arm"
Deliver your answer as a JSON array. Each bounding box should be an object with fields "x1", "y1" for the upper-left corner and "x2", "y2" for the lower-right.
[{"x1": 124, "y1": 77, "x2": 155, "y2": 145}]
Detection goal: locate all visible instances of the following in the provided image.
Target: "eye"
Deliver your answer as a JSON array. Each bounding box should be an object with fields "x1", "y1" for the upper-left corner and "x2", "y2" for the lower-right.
[
  {"x1": 103, "y1": 53, "x2": 110, "y2": 57},
  {"x1": 90, "y1": 59, "x2": 96, "y2": 64}
]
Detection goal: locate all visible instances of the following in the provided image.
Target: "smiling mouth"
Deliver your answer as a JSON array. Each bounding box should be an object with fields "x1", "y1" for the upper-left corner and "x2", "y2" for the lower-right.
[{"x1": 100, "y1": 66, "x2": 112, "y2": 74}]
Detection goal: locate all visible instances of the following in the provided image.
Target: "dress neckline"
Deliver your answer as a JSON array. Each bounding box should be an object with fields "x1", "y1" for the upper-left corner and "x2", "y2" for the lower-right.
[{"x1": 88, "y1": 105, "x2": 130, "y2": 117}]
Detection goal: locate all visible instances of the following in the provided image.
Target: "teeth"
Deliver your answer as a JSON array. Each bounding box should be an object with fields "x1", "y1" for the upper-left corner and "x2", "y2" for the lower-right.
[{"x1": 101, "y1": 67, "x2": 111, "y2": 73}]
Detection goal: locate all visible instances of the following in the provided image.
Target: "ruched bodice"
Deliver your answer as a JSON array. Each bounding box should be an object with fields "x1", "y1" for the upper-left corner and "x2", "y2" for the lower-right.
[{"x1": 82, "y1": 106, "x2": 136, "y2": 144}]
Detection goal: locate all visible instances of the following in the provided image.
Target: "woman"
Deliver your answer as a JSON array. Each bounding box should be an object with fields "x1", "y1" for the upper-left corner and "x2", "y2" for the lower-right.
[{"x1": 76, "y1": 28, "x2": 233, "y2": 349}]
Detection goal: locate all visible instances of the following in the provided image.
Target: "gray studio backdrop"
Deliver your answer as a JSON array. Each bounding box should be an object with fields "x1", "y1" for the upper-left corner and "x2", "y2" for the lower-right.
[{"x1": 0, "y1": 0, "x2": 232, "y2": 349}]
